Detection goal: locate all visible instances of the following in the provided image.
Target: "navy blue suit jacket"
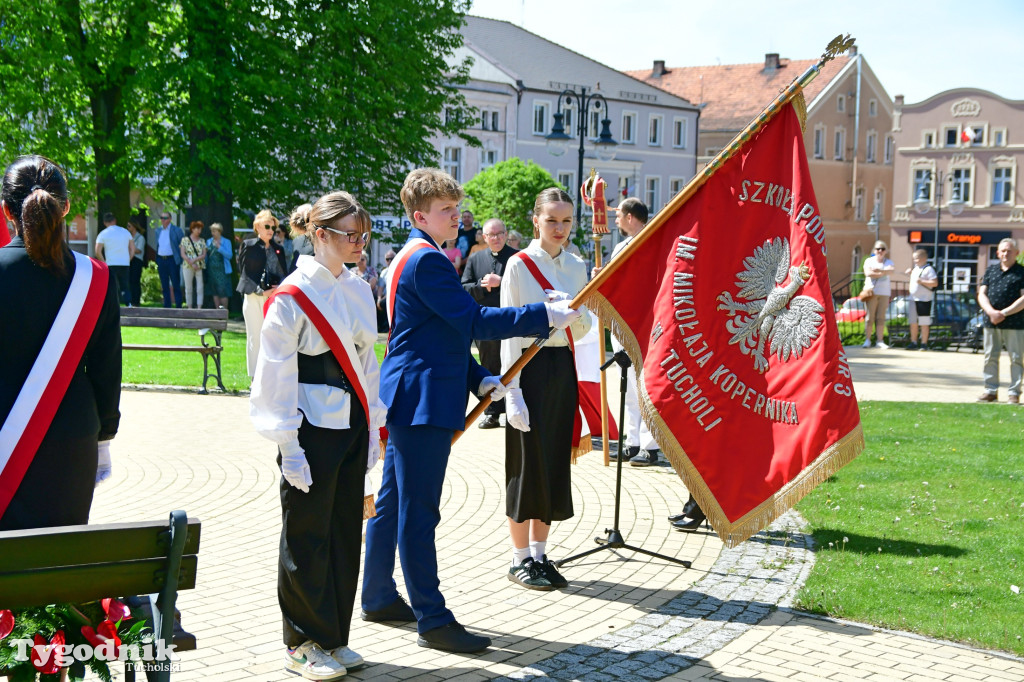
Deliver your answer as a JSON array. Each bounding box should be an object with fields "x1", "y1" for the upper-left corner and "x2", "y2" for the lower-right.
[{"x1": 380, "y1": 229, "x2": 549, "y2": 431}]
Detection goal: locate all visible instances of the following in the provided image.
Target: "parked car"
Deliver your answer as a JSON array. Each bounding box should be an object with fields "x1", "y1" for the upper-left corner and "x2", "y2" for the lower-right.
[
  {"x1": 885, "y1": 294, "x2": 978, "y2": 335},
  {"x1": 835, "y1": 297, "x2": 866, "y2": 323},
  {"x1": 966, "y1": 311, "x2": 986, "y2": 350}
]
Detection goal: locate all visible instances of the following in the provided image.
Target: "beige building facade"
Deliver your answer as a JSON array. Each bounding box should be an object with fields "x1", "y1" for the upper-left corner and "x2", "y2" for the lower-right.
[
  {"x1": 628, "y1": 48, "x2": 895, "y2": 285},
  {"x1": 890, "y1": 88, "x2": 1024, "y2": 288}
]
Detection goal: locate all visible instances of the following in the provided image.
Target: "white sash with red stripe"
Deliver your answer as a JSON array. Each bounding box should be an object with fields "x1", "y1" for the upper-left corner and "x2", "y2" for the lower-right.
[
  {"x1": 264, "y1": 280, "x2": 374, "y2": 431},
  {"x1": 0, "y1": 252, "x2": 109, "y2": 517}
]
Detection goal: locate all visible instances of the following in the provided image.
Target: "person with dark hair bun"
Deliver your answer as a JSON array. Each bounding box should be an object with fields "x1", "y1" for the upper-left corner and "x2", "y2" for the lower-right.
[{"x1": 0, "y1": 155, "x2": 122, "y2": 531}]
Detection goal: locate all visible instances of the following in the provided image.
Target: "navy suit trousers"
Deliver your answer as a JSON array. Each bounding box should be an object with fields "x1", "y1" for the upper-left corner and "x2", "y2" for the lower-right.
[{"x1": 362, "y1": 423, "x2": 454, "y2": 634}]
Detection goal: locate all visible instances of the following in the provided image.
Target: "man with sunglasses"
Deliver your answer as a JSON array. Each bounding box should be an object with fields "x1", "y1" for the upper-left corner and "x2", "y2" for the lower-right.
[{"x1": 153, "y1": 211, "x2": 184, "y2": 307}]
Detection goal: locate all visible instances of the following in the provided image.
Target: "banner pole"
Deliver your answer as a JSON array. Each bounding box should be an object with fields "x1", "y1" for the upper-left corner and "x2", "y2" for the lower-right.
[{"x1": 593, "y1": 233, "x2": 611, "y2": 466}]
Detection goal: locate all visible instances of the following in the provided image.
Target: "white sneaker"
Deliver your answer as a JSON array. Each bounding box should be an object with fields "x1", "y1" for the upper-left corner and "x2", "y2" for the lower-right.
[
  {"x1": 285, "y1": 641, "x2": 346, "y2": 680},
  {"x1": 862, "y1": 340, "x2": 872, "y2": 348},
  {"x1": 876, "y1": 341, "x2": 889, "y2": 349},
  {"x1": 330, "y1": 646, "x2": 364, "y2": 670}
]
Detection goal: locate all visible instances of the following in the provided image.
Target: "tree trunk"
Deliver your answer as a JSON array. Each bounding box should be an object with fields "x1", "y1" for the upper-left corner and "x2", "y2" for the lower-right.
[{"x1": 90, "y1": 85, "x2": 131, "y2": 227}]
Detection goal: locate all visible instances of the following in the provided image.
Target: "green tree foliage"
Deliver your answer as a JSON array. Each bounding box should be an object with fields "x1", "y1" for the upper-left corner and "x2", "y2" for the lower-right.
[
  {"x1": 462, "y1": 158, "x2": 566, "y2": 237},
  {"x1": 1, "y1": 1, "x2": 476, "y2": 233}
]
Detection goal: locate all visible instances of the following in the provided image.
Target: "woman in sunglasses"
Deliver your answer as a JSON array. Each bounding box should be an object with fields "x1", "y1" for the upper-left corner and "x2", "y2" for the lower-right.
[
  {"x1": 862, "y1": 241, "x2": 895, "y2": 349},
  {"x1": 250, "y1": 191, "x2": 386, "y2": 680},
  {"x1": 238, "y1": 209, "x2": 288, "y2": 377}
]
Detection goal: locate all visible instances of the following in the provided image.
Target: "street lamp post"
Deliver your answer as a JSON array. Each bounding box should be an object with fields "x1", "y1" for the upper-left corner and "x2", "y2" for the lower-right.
[
  {"x1": 913, "y1": 169, "x2": 964, "y2": 317},
  {"x1": 866, "y1": 202, "x2": 880, "y2": 244},
  {"x1": 545, "y1": 86, "x2": 618, "y2": 228}
]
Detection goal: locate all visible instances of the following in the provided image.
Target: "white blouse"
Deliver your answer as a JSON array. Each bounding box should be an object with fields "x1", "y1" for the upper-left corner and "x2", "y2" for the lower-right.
[
  {"x1": 500, "y1": 240, "x2": 592, "y2": 389},
  {"x1": 250, "y1": 255, "x2": 388, "y2": 445}
]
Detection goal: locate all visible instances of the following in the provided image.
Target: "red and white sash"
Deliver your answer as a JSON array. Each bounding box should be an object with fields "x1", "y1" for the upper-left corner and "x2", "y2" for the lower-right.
[
  {"x1": 0, "y1": 253, "x2": 109, "y2": 518},
  {"x1": 385, "y1": 237, "x2": 436, "y2": 332},
  {"x1": 511, "y1": 251, "x2": 585, "y2": 457},
  {"x1": 264, "y1": 281, "x2": 373, "y2": 431}
]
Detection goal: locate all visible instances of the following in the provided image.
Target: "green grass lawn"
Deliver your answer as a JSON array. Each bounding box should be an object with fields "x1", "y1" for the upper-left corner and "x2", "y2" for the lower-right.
[
  {"x1": 120, "y1": 327, "x2": 386, "y2": 391},
  {"x1": 795, "y1": 401, "x2": 1024, "y2": 655}
]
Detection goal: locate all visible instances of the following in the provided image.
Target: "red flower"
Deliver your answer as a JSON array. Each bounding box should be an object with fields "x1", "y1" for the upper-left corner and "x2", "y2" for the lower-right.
[
  {"x1": 0, "y1": 610, "x2": 13, "y2": 640},
  {"x1": 31, "y1": 630, "x2": 66, "y2": 674},
  {"x1": 81, "y1": 619, "x2": 122, "y2": 659},
  {"x1": 101, "y1": 598, "x2": 132, "y2": 623}
]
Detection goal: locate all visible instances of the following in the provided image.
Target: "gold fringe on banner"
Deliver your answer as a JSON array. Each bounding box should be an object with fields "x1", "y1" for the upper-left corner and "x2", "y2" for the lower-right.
[
  {"x1": 589, "y1": 293, "x2": 865, "y2": 548},
  {"x1": 792, "y1": 92, "x2": 808, "y2": 133},
  {"x1": 362, "y1": 494, "x2": 376, "y2": 520},
  {"x1": 571, "y1": 436, "x2": 593, "y2": 464}
]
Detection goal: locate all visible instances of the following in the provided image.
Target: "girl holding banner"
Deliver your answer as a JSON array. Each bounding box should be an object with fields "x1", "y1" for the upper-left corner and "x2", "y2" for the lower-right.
[
  {"x1": 249, "y1": 191, "x2": 387, "y2": 681},
  {"x1": 0, "y1": 155, "x2": 122, "y2": 532},
  {"x1": 500, "y1": 188, "x2": 592, "y2": 591}
]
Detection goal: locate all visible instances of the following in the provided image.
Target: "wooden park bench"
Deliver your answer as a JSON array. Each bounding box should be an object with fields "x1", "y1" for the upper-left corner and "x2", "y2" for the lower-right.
[
  {"x1": 121, "y1": 308, "x2": 229, "y2": 393},
  {"x1": 0, "y1": 511, "x2": 201, "y2": 682}
]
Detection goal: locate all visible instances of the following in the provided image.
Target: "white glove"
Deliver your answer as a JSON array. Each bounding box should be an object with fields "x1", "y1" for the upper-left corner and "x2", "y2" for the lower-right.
[
  {"x1": 544, "y1": 299, "x2": 583, "y2": 330},
  {"x1": 95, "y1": 440, "x2": 112, "y2": 485},
  {"x1": 477, "y1": 376, "x2": 509, "y2": 402},
  {"x1": 506, "y1": 388, "x2": 530, "y2": 432},
  {"x1": 280, "y1": 440, "x2": 312, "y2": 493},
  {"x1": 545, "y1": 289, "x2": 572, "y2": 303},
  {"x1": 367, "y1": 429, "x2": 381, "y2": 474}
]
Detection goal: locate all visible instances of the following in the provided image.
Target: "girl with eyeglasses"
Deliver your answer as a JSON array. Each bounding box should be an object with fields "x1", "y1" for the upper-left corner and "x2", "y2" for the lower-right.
[
  {"x1": 862, "y1": 241, "x2": 895, "y2": 349},
  {"x1": 250, "y1": 191, "x2": 387, "y2": 680},
  {"x1": 237, "y1": 209, "x2": 288, "y2": 377}
]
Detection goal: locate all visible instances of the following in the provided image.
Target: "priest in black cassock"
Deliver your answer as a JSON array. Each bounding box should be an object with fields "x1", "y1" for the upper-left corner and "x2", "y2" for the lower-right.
[{"x1": 461, "y1": 218, "x2": 517, "y2": 428}]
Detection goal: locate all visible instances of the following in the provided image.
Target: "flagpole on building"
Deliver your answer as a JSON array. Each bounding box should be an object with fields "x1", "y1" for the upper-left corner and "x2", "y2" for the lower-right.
[{"x1": 453, "y1": 35, "x2": 854, "y2": 445}]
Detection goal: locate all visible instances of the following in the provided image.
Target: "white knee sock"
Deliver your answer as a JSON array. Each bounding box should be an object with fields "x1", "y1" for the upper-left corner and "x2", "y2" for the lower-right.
[
  {"x1": 512, "y1": 545, "x2": 530, "y2": 567},
  {"x1": 530, "y1": 540, "x2": 547, "y2": 561}
]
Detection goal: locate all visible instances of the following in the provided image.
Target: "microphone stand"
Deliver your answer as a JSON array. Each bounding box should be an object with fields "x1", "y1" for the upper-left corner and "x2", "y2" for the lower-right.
[{"x1": 556, "y1": 350, "x2": 691, "y2": 569}]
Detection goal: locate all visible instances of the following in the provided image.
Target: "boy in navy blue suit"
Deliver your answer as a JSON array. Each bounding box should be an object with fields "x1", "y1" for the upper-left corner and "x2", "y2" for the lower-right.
[{"x1": 362, "y1": 168, "x2": 581, "y2": 653}]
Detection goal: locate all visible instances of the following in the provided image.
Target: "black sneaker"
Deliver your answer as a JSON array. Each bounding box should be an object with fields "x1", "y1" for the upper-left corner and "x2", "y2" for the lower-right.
[
  {"x1": 630, "y1": 450, "x2": 658, "y2": 467},
  {"x1": 537, "y1": 555, "x2": 568, "y2": 588},
  {"x1": 613, "y1": 446, "x2": 640, "y2": 462},
  {"x1": 507, "y1": 557, "x2": 553, "y2": 591},
  {"x1": 906, "y1": 342, "x2": 918, "y2": 350}
]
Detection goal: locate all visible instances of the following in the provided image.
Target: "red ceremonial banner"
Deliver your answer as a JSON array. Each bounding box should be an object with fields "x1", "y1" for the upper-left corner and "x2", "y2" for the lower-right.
[{"x1": 586, "y1": 103, "x2": 864, "y2": 546}]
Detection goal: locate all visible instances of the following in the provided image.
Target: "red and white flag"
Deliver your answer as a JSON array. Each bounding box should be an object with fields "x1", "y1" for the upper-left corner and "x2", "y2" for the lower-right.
[
  {"x1": 961, "y1": 126, "x2": 976, "y2": 145},
  {"x1": 583, "y1": 103, "x2": 864, "y2": 546}
]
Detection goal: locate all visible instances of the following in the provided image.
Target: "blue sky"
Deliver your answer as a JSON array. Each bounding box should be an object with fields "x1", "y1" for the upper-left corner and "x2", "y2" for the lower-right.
[{"x1": 467, "y1": 0, "x2": 1024, "y2": 103}]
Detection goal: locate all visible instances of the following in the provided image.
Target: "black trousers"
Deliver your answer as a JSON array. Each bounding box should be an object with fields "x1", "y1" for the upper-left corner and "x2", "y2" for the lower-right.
[
  {"x1": 278, "y1": 402, "x2": 367, "y2": 649},
  {"x1": 129, "y1": 258, "x2": 143, "y2": 306},
  {"x1": 476, "y1": 338, "x2": 505, "y2": 416}
]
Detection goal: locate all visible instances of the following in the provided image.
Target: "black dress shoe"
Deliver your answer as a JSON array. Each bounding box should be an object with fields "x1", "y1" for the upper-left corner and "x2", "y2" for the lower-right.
[
  {"x1": 417, "y1": 621, "x2": 491, "y2": 653},
  {"x1": 667, "y1": 511, "x2": 688, "y2": 523},
  {"x1": 671, "y1": 503, "x2": 704, "y2": 532},
  {"x1": 478, "y1": 414, "x2": 501, "y2": 429},
  {"x1": 361, "y1": 595, "x2": 416, "y2": 622}
]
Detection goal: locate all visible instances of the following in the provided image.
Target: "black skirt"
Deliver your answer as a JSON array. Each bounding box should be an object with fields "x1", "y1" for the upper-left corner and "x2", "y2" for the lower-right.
[{"x1": 505, "y1": 345, "x2": 576, "y2": 524}]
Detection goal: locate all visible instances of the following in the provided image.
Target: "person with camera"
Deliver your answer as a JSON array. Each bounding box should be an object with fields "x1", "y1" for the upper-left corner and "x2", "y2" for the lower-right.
[{"x1": 238, "y1": 209, "x2": 288, "y2": 378}]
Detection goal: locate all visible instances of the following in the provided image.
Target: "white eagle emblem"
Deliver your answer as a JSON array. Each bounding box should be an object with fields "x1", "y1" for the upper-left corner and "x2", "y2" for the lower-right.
[{"x1": 716, "y1": 237, "x2": 824, "y2": 373}]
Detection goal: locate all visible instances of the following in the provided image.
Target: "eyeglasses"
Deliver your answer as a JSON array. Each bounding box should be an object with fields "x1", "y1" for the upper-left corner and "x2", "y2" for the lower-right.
[
  {"x1": 316, "y1": 225, "x2": 370, "y2": 243},
  {"x1": 875, "y1": 247, "x2": 886, "y2": 251},
  {"x1": 483, "y1": 231, "x2": 506, "y2": 238},
  {"x1": 385, "y1": 256, "x2": 394, "y2": 262},
  {"x1": 262, "y1": 224, "x2": 276, "y2": 230}
]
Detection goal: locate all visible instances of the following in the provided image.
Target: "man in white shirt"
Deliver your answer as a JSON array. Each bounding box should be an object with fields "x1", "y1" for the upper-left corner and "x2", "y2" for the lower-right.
[
  {"x1": 94, "y1": 212, "x2": 135, "y2": 305},
  {"x1": 905, "y1": 248, "x2": 938, "y2": 350}
]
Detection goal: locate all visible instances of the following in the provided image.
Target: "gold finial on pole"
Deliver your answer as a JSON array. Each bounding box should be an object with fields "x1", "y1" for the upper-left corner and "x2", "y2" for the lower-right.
[{"x1": 819, "y1": 34, "x2": 856, "y2": 66}]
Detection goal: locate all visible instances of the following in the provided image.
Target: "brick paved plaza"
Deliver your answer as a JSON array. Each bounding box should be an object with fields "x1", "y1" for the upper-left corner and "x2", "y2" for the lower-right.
[{"x1": 89, "y1": 347, "x2": 1022, "y2": 681}]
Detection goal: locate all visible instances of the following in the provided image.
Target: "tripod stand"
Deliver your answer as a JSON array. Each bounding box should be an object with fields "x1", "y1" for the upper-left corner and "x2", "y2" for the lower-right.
[{"x1": 556, "y1": 350, "x2": 691, "y2": 569}]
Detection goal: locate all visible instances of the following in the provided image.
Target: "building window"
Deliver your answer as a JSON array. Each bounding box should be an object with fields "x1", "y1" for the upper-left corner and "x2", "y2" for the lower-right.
[
  {"x1": 481, "y1": 110, "x2": 490, "y2": 130},
  {"x1": 884, "y1": 136, "x2": 894, "y2": 164},
  {"x1": 992, "y1": 128, "x2": 1007, "y2": 147},
  {"x1": 588, "y1": 109, "x2": 600, "y2": 140},
  {"x1": 669, "y1": 177, "x2": 686, "y2": 197},
  {"x1": 834, "y1": 128, "x2": 845, "y2": 160},
  {"x1": 672, "y1": 118, "x2": 688, "y2": 148},
  {"x1": 645, "y1": 177, "x2": 661, "y2": 212},
  {"x1": 913, "y1": 168, "x2": 932, "y2": 204},
  {"x1": 813, "y1": 126, "x2": 825, "y2": 159},
  {"x1": 649, "y1": 115, "x2": 663, "y2": 146},
  {"x1": 837, "y1": 94, "x2": 845, "y2": 113},
  {"x1": 491, "y1": 111, "x2": 500, "y2": 131},
  {"x1": 855, "y1": 186, "x2": 865, "y2": 221},
  {"x1": 992, "y1": 167, "x2": 1013, "y2": 205},
  {"x1": 922, "y1": 130, "x2": 935, "y2": 148},
  {"x1": 443, "y1": 147, "x2": 461, "y2": 182},
  {"x1": 557, "y1": 171, "x2": 575, "y2": 194},
  {"x1": 532, "y1": 101, "x2": 550, "y2": 135},
  {"x1": 563, "y1": 104, "x2": 575, "y2": 138},
  {"x1": 873, "y1": 187, "x2": 885, "y2": 218},
  {"x1": 621, "y1": 112, "x2": 636, "y2": 144},
  {"x1": 944, "y1": 127, "x2": 959, "y2": 147},
  {"x1": 951, "y1": 167, "x2": 972, "y2": 203},
  {"x1": 480, "y1": 149, "x2": 497, "y2": 171},
  {"x1": 444, "y1": 108, "x2": 455, "y2": 126},
  {"x1": 962, "y1": 123, "x2": 985, "y2": 146},
  {"x1": 868, "y1": 99, "x2": 877, "y2": 117},
  {"x1": 618, "y1": 175, "x2": 631, "y2": 199},
  {"x1": 865, "y1": 131, "x2": 877, "y2": 163}
]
